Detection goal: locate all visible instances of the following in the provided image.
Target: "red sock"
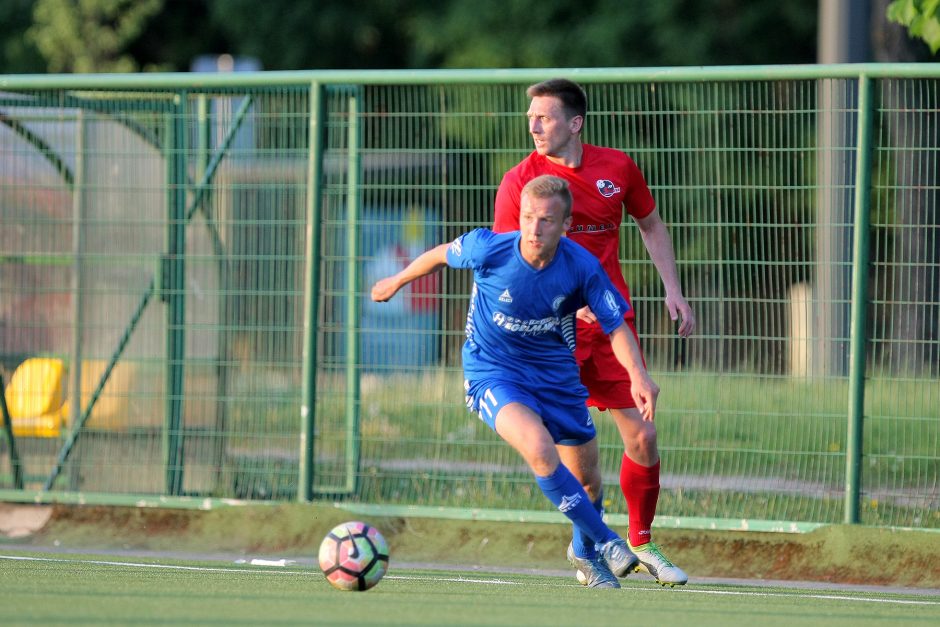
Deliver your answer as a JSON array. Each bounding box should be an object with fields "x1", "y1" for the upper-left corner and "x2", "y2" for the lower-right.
[{"x1": 619, "y1": 454, "x2": 660, "y2": 547}]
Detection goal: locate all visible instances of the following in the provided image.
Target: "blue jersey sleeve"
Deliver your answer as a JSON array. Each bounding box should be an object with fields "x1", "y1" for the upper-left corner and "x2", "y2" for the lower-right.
[
  {"x1": 446, "y1": 228, "x2": 495, "y2": 270},
  {"x1": 580, "y1": 256, "x2": 631, "y2": 335}
]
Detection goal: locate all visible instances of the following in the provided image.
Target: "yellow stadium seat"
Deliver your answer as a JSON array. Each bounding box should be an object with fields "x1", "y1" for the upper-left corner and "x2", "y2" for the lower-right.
[
  {"x1": 60, "y1": 359, "x2": 135, "y2": 431},
  {"x1": 3, "y1": 357, "x2": 168, "y2": 436},
  {"x1": 2, "y1": 357, "x2": 67, "y2": 438}
]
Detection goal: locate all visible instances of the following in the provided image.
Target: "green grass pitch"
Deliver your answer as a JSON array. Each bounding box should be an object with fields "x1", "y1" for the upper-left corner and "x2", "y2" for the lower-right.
[{"x1": 2, "y1": 551, "x2": 938, "y2": 626}]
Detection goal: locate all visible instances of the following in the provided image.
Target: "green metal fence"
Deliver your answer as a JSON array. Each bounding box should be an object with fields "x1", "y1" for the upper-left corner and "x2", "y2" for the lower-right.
[{"x1": 0, "y1": 66, "x2": 937, "y2": 531}]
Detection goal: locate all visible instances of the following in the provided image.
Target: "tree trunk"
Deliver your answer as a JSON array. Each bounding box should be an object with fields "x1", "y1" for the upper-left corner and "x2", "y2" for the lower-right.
[{"x1": 871, "y1": 0, "x2": 940, "y2": 375}]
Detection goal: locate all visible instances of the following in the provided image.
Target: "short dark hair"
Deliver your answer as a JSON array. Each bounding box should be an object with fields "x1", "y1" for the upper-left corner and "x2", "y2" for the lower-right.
[
  {"x1": 526, "y1": 78, "x2": 587, "y2": 122},
  {"x1": 521, "y1": 174, "x2": 573, "y2": 219}
]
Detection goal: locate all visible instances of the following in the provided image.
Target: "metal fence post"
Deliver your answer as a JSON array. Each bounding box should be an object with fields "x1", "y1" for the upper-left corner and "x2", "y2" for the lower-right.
[
  {"x1": 164, "y1": 91, "x2": 188, "y2": 496},
  {"x1": 344, "y1": 89, "x2": 362, "y2": 495},
  {"x1": 0, "y1": 372, "x2": 23, "y2": 489},
  {"x1": 68, "y1": 109, "x2": 86, "y2": 490},
  {"x1": 845, "y1": 74, "x2": 874, "y2": 524},
  {"x1": 299, "y1": 82, "x2": 326, "y2": 502}
]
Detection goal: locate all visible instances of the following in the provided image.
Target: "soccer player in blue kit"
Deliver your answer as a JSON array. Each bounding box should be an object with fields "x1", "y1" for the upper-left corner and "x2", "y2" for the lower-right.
[{"x1": 371, "y1": 175, "x2": 659, "y2": 588}]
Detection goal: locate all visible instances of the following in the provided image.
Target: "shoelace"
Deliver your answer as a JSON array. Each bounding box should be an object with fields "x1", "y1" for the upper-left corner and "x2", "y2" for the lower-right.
[{"x1": 638, "y1": 543, "x2": 675, "y2": 567}]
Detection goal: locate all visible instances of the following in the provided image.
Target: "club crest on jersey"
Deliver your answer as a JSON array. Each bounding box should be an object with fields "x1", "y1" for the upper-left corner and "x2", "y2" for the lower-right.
[
  {"x1": 604, "y1": 290, "x2": 621, "y2": 315},
  {"x1": 595, "y1": 179, "x2": 621, "y2": 198}
]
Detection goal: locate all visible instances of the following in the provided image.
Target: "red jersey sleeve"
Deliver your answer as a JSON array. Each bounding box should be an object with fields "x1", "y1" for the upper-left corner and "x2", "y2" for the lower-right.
[
  {"x1": 622, "y1": 156, "x2": 656, "y2": 220},
  {"x1": 493, "y1": 170, "x2": 523, "y2": 233}
]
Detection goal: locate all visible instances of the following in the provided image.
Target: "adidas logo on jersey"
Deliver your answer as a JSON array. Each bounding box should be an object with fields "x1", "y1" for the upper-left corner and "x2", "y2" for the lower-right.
[{"x1": 499, "y1": 289, "x2": 513, "y2": 303}]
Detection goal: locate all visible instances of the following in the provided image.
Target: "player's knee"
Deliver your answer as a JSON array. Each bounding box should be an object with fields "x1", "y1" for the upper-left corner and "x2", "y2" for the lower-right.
[
  {"x1": 629, "y1": 424, "x2": 658, "y2": 456},
  {"x1": 525, "y1": 446, "x2": 561, "y2": 477}
]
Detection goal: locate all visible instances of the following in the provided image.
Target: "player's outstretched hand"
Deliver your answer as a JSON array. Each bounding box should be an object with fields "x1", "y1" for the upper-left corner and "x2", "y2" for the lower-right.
[
  {"x1": 666, "y1": 294, "x2": 696, "y2": 338},
  {"x1": 630, "y1": 373, "x2": 660, "y2": 422},
  {"x1": 371, "y1": 276, "x2": 402, "y2": 302}
]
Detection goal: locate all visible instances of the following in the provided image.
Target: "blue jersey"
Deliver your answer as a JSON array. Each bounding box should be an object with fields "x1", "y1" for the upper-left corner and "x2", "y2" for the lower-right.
[{"x1": 446, "y1": 229, "x2": 630, "y2": 392}]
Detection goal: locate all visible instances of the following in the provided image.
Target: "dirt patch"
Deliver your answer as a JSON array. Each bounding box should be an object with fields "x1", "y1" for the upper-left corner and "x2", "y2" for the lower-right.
[
  {"x1": 3, "y1": 503, "x2": 939, "y2": 589},
  {"x1": 0, "y1": 504, "x2": 53, "y2": 538},
  {"x1": 663, "y1": 525, "x2": 940, "y2": 588},
  {"x1": 52, "y1": 504, "x2": 193, "y2": 535}
]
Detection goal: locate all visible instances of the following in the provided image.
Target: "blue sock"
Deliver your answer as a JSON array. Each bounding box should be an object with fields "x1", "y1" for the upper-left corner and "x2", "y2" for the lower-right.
[
  {"x1": 571, "y1": 494, "x2": 605, "y2": 559},
  {"x1": 535, "y1": 464, "x2": 617, "y2": 552}
]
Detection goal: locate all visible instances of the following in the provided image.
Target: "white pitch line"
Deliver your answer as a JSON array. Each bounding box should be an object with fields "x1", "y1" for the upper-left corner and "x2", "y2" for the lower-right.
[
  {"x1": 386, "y1": 575, "x2": 523, "y2": 585},
  {"x1": 0, "y1": 554, "x2": 310, "y2": 576},
  {"x1": 0, "y1": 555, "x2": 526, "y2": 586},
  {"x1": 675, "y1": 586, "x2": 940, "y2": 606},
  {"x1": 3, "y1": 555, "x2": 938, "y2": 606}
]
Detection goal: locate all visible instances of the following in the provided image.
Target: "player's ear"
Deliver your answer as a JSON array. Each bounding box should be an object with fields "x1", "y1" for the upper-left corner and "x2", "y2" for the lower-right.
[{"x1": 569, "y1": 115, "x2": 583, "y2": 134}]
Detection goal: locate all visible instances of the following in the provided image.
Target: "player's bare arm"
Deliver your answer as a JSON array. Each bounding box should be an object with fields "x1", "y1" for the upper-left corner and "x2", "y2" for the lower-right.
[
  {"x1": 634, "y1": 209, "x2": 697, "y2": 338},
  {"x1": 608, "y1": 323, "x2": 659, "y2": 421},
  {"x1": 370, "y1": 243, "x2": 450, "y2": 302}
]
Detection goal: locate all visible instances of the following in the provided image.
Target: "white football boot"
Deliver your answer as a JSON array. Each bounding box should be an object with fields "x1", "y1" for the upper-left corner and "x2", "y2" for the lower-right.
[
  {"x1": 630, "y1": 542, "x2": 688, "y2": 587},
  {"x1": 597, "y1": 537, "x2": 639, "y2": 577},
  {"x1": 566, "y1": 542, "x2": 620, "y2": 588}
]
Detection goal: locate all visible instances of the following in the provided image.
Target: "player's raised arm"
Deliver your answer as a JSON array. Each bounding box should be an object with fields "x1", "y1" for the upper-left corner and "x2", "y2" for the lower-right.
[
  {"x1": 608, "y1": 323, "x2": 659, "y2": 421},
  {"x1": 370, "y1": 243, "x2": 450, "y2": 302}
]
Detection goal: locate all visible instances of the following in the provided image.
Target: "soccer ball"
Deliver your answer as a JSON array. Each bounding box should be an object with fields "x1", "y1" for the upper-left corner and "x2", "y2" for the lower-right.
[{"x1": 318, "y1": 521, "x2": 389, "y2": 591}]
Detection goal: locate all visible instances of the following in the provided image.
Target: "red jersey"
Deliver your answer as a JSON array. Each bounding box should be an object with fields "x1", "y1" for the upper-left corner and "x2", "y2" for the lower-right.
[{"x1": 493, "y1": 144, "x2": 655, "y2": 319}]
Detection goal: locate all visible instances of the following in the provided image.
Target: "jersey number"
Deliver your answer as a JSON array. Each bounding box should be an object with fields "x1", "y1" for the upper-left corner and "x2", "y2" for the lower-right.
[{"x1": 478, "y1": 388, "x2": 499, "y2": 420}]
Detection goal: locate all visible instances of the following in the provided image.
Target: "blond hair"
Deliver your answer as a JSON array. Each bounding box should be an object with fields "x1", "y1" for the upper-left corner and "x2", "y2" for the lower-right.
[{"x1": 520, "y1": 175, "x2": 573, "y2": 218}]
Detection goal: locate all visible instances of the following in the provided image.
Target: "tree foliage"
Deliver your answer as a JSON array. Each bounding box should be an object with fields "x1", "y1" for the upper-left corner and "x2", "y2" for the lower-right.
[
  {"x1": 0, "y1": 0, "x2": 44, "y2": 73},
  {"x1": 203, "y1": 0, "x2": 437, "y2": 70},
  {"x1": 408, "y1": 0, "x2": 817, "y2": 68},
  {"x1": 27, "y1": 0, "x2": 164, "y2": 72},
  {"x1": 887, "y1": 0, "x2": 940, "y2": 53},
  {"x1": 4, "y1": 0, "x2": 933, "y2": 74},
  {"x1": 3, "y1": 0, "x2": 821, "y2": 74}
]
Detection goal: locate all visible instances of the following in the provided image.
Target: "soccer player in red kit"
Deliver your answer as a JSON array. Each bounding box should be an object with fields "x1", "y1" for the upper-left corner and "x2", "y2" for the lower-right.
[{"x1": 493, "y1": 78, "x2": 696, "y2": 586}]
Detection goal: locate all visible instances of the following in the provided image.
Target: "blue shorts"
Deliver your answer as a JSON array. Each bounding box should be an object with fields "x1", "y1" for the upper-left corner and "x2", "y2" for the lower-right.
[{"x1": 464, "y1": 378, "x2": 596, "y2": 445}]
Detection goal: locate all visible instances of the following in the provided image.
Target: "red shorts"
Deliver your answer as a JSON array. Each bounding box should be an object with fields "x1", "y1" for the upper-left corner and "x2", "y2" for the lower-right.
[{"x1": 574, "y1": 316, "x2": 645, "y2": 411}]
